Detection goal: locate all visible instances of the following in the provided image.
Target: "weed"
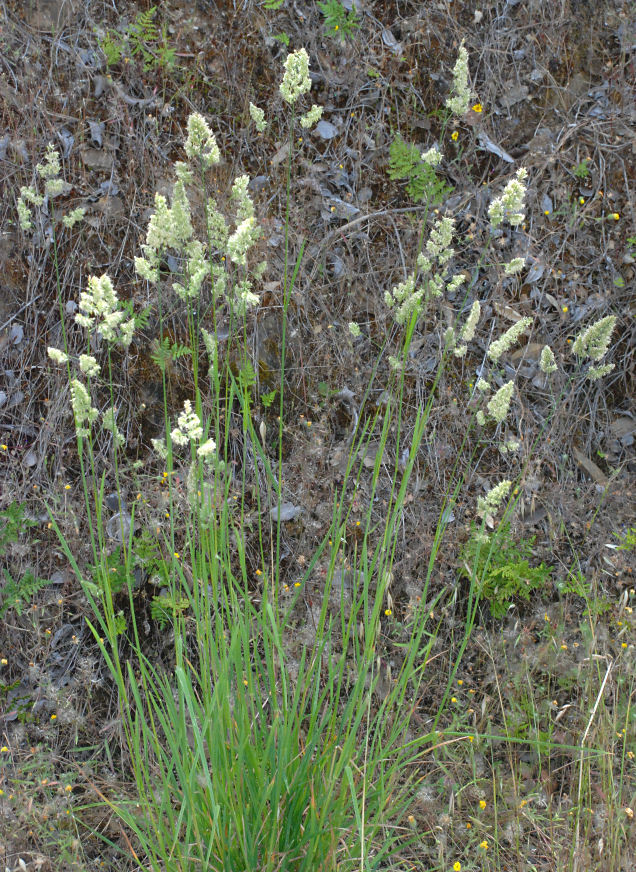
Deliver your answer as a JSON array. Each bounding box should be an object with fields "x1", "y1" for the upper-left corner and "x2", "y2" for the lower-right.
[
  {"x1": 572, "y1": 158, "x2": 591, "y2": 179},
  {"x1": 461, "y1": 522, "x2": 553, "y2": 618},
  {"x1": 318, "y1": 0, "x2": 360, "y2": 42},
  {"x1": 388, "y1": 134, "x2": 453, "y2": 205},
  {"x1": 0, "y1": 502, "x2": 53, "y2": 617},
  {"x1": 97, "y1": 6, "x2": 176, "y2": 72}
]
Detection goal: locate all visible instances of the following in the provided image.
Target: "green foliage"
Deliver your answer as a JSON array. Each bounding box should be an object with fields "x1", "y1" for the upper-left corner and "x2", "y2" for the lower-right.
[
  {"x1": 1, "y1": 569, "x2": 54, "y2": 618},
  {"x1": 388, "y1": 135, "x2": 453, "y2": 205},
  {"x1": 0, "y1": 501, "x2": 38, "y2": 552},
  {"x1": 572, "y1": 158, "x2": 591, "y2": 179},
  {"x1": 262, "y1": 0, "x2": 285, "y2": 9},
  {"x1": 461, "y1": 522, "x2": 553, "y2": 618},
  {"x1": 150, "y1": 592, "x2": 190, "y2": 628},
  {"x1": 261, "y1": 389, "x2": 277, "y2": 408},
  {"x1": 238, "y1": 359, "x2": 256, "y2": 393},
  {"x1": 615, "y1": 526, "x2": 636, "y2": 551},
  {"x1": 150, "y1": 336, "x2": 191, "y2": 372},
  {"x1": 272, "y1": 32, "x2": 290, "y2": 47},
  {"x1": 98, "y1": 7, "x2": 176, "y2": 72},
  {"x1": 318, "y1": 0, "x2": 359, "y2": 41},
  {"x1": 88, "y1": 548, "x2": 129, "y2": 597},
  {"x1": 0, "y1": 502, "x2": 53, "y2": 617}
]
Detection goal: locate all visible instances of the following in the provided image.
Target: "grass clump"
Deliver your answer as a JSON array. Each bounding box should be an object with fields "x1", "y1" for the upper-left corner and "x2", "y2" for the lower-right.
[{"x1": 11, "y1": 36, "x2": 625, "y2": 872}]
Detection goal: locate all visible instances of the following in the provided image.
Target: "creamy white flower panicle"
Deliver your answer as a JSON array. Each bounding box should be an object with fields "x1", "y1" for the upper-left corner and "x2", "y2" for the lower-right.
[
  {"x1": 184, "y1": 113, "x2": 221, "y2": 168},
  {"x1": 300, "y1": 104, "x2": 323, "y2": 128},
  {"x1": 476, "y1": 378, "x2": 491, "y2": 393},
  {"x1": 477, "y1": 480, "x2": 512, "y2": 519},
  {"x1": 426, "y1": 216, "x2": 455, "y2": 265},
  {"x1": 62, "y1": 207, "x2": 86, "y2": 229},
  {"x1": 503, "y1": 257, "x2": 526, "y2": 276},
  {"x1": 421, "y1": 146, "x2": 443, "y2": 167},
  {"x1": 572, "y1": 315, "x2": 617, "y2": 362},
  {"x1": 487, "y1": 316, "x2": 532, "y2": 363},
  {"x1": 36, "y1": 144, "x2": 61, "y2": 180},
  {"x1": 79, "y1": 354, "x2": 100, "y2": 377},
  {"x1": 172, "y1": 240, "x2": 208, "y2": 301},
  {"x1": 197, "y1": 438, "x2": 217, "y2": 461},
  {"x1": 171, "y1": 399, "x2": 203, "y2": 446},
  {"x1": 227, "y1": 216, "x2": 260, "y2": 266},
  {"x1": 231, "y1": 279, "x2": 260, "y2": 315},
  {"x1": 206, "y1": 199, "x2": 229, "y2": 249},
  {"x1": 70, "y1": 379, "x2": 99, "y2": 438},
  {"x1": 230, "y1": 175, "x2": 254, "y2": 222},
  {"x1": 249, "y1": 103, "x2": 267, "y2": 133},
  {"x1": 385, "y1": 274, "x2": 423, "y2": 326},
  {"x1": 151, "y1": 437, "x2": 168, "y2": 460},
  {"x1": 454, "y1": 300, "x2": 481, "y2": 358},
  {"x1": 47, "y1": 347, "x2": 69, "y2": 365},
  {"x1": 280, "y1": 48, "x2": 312, "y2": 105},
  {"x1": 487, "y1": 380, "x2": 515, "y2": 424},
  {"x1": 539, "y1": 345, "x2": 557, "y2": 374},
  {"x1": 488, "y1": 169, "x2": 528, "y2": 228},
  {"x1": 445, "y1": 42, "x2": 472, "y2": 117},
  {"x1": 587, "y1": 363, "x2": 615, "y2": 381},
  {"x1": 76, "y1": 274, "x2": 135, "y2": 347},
  {"x1": 348, "y1": 322, "x2": 361, "y2": 337},
  {"x1": 102, "y1": 407, "x2": 124, "y2": 448}
]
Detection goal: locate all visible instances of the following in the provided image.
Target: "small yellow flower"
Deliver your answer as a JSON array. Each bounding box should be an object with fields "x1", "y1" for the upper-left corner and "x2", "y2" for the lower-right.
[
  {"x1": 480, "y1": 840, "x2": 489, "y2": 850},
  {"x1": 625, "y1": 807, "x2": 634, "y2": 819},
  {"x1": 544, "y1": 209, "x2": 551, "y2": 215},
  {"x1": 622, "y1": 642, "x2": 628, "y2": 648},
  {"x1": 466, "y1": 822, "x2": 471, "y2": 829},
  {"x1": 256, "y1": 569, "x2": 262, "y2": 576},
  {"x1": 561, "y1": 643, "x2": 568, "y2": 650},
  {"x1": 451, "y1": 697, "x2": 457, "y2": 703},
  {"x1": 65, "y1": 784, "x2": 73, "y2": 793},
  {"x1": 579, "y1": 197, "x2": 585, "y2": 205},
  {"x1": 0, "y1": 658, "x2": 7, "y2": 665},
  {"x1": 50, "y1": 714, "x2": 57, "y2": 720},
  {"x1": 0, "y1": 444, "x2": 7, "y2": 451},
  {"x1": 174, "y1": 552, "x2": 180, "y2": 559},
  {"x1": 453, "y1": 863, "x2": 462, "y2": 872},
  {"x1": 64, "y1": 484, "x2": 71, "y2": 491},
  {"x1": 611, "y1": 212, "x2": 620, "y2": 220},
  {"x1": 479, "y1": 799, "x2": 487, "y2": 809},
  {"x1": 457, "y1": 679, "x2": 463, "y2": 685},
  {"x1": 294, "y1": 581, "x2": 301, "y2": 588},
  {"x1": 451, "y1": 130, "x2": 459, "y2": 141},
  {"x1": 472, "y1": 103, "x2": 483, "y2": 113},
  {"x1": 384, "y1": 608, "x2": 392, "y2": 616},
  {"x1": 562, "y1": 306, "x2": 568, "y2": 313},
  {"x1": 0, "y1": 746, "x2": 9, "y2": 753}
]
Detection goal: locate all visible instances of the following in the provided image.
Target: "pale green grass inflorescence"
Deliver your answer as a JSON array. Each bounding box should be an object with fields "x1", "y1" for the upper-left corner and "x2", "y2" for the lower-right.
[
  {"x1": 300, "y1": 103, "x2": 323, "y2": 128},
  {"x1": 183, "y1": 112, "x2": 221, "y2": 168},
  {"x1": 171, "y1": 399, "x2": 203, "y2": 446},
  {"x1": 540, "y1": 345, "x2": 557, "y2": 374},
  {"x1": 445, "y1": 41, "x2": 472, "y2": 117},
  {"x1": 503, "y1": 257, "x2": 526, "y2": 276},
  {"x1": 249, "y1": 102, "x2": 267, "y2": 133},
  {"x1": 488, "y1": 168, "x2": 528, "y2": 228},
  {"x1": 421, "y1": 146, "x2": 443, "y2": 167},
  {"x1": 279, "y1": 47, "x2": 312, "y2": 105},
  {"x1": 572, "y1": 314, "x2": 617, "y2": 361},
  {"x1": 487, "y1": 316, "x2": 532, "y2": 363},
  {"x1": 70, "y1": 379, "x2": 98, "y2": 438},
  {"x1": 47, "y1": 347, "x2": 69, "y2": 365},
  {"x1": 487, "y1": 380, "x2": 515, "y2": 424},
  {"x1": 477, "y1": 479, "x2": 512, "y2": 519}
]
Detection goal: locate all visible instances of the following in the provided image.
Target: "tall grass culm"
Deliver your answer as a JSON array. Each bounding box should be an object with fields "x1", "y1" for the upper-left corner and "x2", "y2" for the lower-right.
[{"x1": 20, "y1": 44, "x2": 619, "y2": 871}]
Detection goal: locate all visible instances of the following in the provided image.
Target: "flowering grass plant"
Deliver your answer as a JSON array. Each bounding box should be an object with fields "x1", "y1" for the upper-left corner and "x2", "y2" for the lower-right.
[{"x1": 18, "y1": 44, "x2": 622, "y2": 872}]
